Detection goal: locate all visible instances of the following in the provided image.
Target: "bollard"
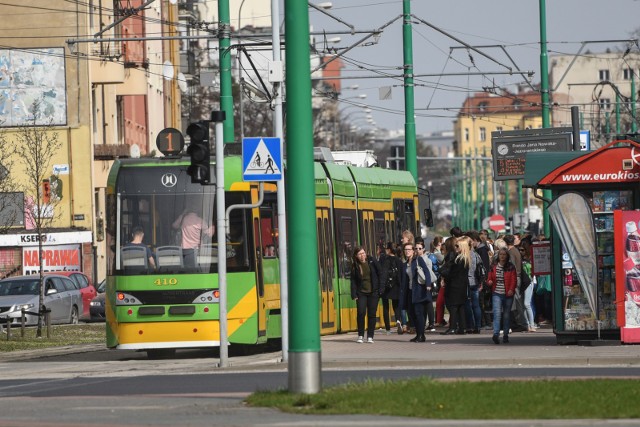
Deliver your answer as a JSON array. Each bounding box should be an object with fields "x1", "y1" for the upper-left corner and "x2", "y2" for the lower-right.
[
  {"x1": 20, "y1": 309, "x2": 25, "y2": 338},
  {"x1": 45, "y1": 311, "x2": 51, "y2": 339},
  {"x1": 6, "y1": 320, "x2": 10, "y2": 340}
]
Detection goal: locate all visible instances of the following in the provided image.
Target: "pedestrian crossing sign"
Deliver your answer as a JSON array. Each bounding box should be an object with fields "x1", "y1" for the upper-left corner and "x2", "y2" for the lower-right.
[{"x1": 242, "y1": 137, "x2": 282, "y2": 182}]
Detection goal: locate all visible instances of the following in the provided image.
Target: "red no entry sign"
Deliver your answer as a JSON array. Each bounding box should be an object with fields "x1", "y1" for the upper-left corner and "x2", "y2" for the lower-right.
[{"x1": 489, "y1": 214, "x2": 506, "y2": 232}]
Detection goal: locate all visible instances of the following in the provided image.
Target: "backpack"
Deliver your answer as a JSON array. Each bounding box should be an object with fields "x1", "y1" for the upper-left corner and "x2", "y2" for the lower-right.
[
  {"x1": 520, "y1": 261, "x2": 532, "y2": 292},
  {"x1": 386, "y1": 258, "x2": 399, "y2": 289},
  {"x1": 474, "y1": 253, "x2": 487, "y2": 286},
  {"x1": 427, "y1": 252, "x2": 439, "y2": 276}
]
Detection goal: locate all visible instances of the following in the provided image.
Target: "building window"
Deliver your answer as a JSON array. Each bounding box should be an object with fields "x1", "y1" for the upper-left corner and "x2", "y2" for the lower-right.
[
  {"x1": 599, "y1": 69, "x2": 610, "y2": 81},
  {"x1": 623, "y1": 68, "x2": 635, "y2": 80},
  {"x1": 479, "y1": 127, "x2": 486, "y2": 142},
  {"x1": 478, "y1": 102, "x2": 488, "y2": 112},
  {"x1": 513, "y1": 101, "x2": 521, "y2": 110},
  {"x1": 464, "y1": 128, "x2": 469, "y2": 142},
  {"x1": 599, "y1": 98, "x2": 611, "y2": 110}
]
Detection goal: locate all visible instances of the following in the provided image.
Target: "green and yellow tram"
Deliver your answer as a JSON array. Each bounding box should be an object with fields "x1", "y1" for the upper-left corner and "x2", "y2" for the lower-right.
[{"x1": 105, "y1": 152, "x2": 421, "y2": 357}]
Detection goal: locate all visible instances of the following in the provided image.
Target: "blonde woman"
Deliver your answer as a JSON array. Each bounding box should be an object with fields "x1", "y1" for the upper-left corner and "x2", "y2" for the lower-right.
[{"x1": 440, "y1": 237, "x2": 471, "y2": 335}]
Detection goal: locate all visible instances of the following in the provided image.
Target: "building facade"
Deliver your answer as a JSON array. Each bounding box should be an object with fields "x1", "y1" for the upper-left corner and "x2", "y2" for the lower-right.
[
  {"x1": 550, "y1": 51, "x2": 640, "y2": 147},
  {"x1": 0, "y1": 1, "x2": 180, "y2": 282}
]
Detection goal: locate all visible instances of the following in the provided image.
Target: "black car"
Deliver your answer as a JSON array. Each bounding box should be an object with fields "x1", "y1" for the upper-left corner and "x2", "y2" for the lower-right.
[{"x1": 89, "y1": 280, "x2": 106, "y2": 321}]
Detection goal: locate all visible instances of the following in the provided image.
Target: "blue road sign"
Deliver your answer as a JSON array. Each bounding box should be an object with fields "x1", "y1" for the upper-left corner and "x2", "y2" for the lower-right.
[{"x1": 242, "y1": 137, "x2": 282, "y2": 181}]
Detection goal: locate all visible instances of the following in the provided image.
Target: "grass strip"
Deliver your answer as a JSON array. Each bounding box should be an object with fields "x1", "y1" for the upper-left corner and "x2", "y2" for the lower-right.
[
  {"x1": 247, "y1": 377, "x2": 640, "y2": 419},
  {"x1": 0, "y1": 323, "x2": 105, "y2": 352}
]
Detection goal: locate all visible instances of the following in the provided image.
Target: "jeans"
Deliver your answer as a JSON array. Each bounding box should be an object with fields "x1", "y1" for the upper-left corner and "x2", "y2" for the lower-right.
[
  {"x1": 464, "y1": 287, "x2": 482, "y2": 330},
  {"x1": 412, "y1": 301, "x2": 426, "y2": 338},
  {"x1": 356, "y1": 292, "x2": 379, "y2": 338},
  {"x1": 492, "y1": 293, "x2": 514, "y2": 337},
  {"x1": 523, "y1": 283, "x2": 535, "y2": 327},
  {"x1": 436, "y1": 289, "x2": 446, "y2": 324},
  {"x1": 381, "y1": 297, "x2": 399, "y2": 330}
]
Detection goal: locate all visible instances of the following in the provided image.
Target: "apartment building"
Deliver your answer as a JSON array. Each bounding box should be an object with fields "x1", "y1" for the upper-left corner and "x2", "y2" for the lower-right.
[{"x1": 0, "y1": 1, "x2": 180, "y2": 282}]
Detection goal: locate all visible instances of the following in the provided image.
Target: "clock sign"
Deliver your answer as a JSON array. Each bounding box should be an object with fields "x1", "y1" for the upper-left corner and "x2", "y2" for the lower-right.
[{"x1": 497, "y1": 144, "x2": 508, "y2": 156}]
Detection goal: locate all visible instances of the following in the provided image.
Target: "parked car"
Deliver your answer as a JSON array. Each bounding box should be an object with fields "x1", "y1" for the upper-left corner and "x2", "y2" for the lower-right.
[
  {"x1": 89, "y1": 279, "x2": 105, "y2": 322},
  {"x1": 45, "y1": 271, "x2": 96, "y2": 320},
  {"x1": 0, "y1": 275, "x2": 83, "y2": 325}
]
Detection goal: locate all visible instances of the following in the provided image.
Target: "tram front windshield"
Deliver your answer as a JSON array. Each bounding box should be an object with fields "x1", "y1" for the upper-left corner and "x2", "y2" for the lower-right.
[{"x1": 107, "y1": 166, "x2": 250, "y2": 275}]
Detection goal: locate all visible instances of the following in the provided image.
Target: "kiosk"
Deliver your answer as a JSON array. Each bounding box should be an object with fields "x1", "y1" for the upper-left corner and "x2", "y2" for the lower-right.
[{"x1": 524, "y1": 139, "x2": 640, "y2": 344}]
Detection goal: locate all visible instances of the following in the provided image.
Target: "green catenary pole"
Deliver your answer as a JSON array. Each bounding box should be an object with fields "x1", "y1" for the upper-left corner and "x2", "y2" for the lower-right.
[
  {"x1": 284, "y1": 0, "x2": 321, "y2": 394},
  {"x1": 539, "y1": 0, "x2": 551, "y2": 236},
  {"x1": 218, "y1": 0, "x2": 235, "y2": 142},
  {"x1": 483, "y1": 149, "x2": 489, "y2": 221},
  {"x1": 402, "y1": 0, "x2": 417, "y2": 183},
  {"x1": 475, "y1": 148, "x2": 481, "y2": 230}
]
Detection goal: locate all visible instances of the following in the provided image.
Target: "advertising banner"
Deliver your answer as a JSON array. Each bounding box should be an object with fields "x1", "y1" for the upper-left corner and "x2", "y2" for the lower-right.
[
  {"x1": 22, "y1": 244, "x2": 81, "y2": 275},
  {"x1": 615, "y1": 210, "x2": 640, "y2": 343}
]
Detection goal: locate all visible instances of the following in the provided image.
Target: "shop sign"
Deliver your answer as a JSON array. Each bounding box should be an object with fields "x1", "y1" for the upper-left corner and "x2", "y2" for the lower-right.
[
  {"x1": 541, "y1": 146, "x2": 640, "y2": 185},
  {"x1": 0, "y1": 231, "x2": 92, "y2": 247},
  {"x1": 22, "y1": 244, "x2": 81, "y2": 275}
]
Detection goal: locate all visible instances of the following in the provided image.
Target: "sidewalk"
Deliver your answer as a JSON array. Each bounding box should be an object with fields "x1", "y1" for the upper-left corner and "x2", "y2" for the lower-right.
[{"x1": 319, "y1": 327, "x2": 640, "y2": 369}]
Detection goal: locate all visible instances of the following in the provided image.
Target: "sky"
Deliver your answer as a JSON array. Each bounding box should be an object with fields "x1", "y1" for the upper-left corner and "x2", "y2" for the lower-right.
[{"x1": 306, "y1": 0, "x2": 640, "y2": 135}]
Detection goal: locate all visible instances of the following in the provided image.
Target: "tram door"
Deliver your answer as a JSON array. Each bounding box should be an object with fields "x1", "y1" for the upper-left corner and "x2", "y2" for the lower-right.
[
  {"x1": 252, "y1": 189, "x2": 267, "y2": 342},
  {"x1": 317, "y1": 207, "x2": 336, "y2": 333}
]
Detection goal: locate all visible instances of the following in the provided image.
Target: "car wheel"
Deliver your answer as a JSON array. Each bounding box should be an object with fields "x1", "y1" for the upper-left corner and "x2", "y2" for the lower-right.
[{"x1": 70, "y1": 307, "x2": 79, "y2": 325}]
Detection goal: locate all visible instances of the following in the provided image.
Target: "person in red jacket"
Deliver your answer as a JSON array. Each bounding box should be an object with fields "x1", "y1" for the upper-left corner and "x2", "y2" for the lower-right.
[{"x1": 486, "y1": 247, "x2": 517, "y2": 344}]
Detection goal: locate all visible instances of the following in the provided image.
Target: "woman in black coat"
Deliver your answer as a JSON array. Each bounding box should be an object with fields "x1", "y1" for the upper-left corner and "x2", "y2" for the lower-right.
[
  {"x1": 398, "y1": 242, "x2": 433, "y2": 343},
  {"x1": 441, "y1": 237, "x2": 471, "y2": 335},
  {"x1": 378, "y1": 242, "x2": 403, "y2": 334},
  {"x1": 350, "y1": 246, "x2": 380, "y2": 343}
]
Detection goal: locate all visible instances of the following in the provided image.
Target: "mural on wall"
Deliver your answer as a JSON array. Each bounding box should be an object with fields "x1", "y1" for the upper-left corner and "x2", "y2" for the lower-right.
[{"x1": 0, "y1": 48, "x2": 67, "y2": 126}]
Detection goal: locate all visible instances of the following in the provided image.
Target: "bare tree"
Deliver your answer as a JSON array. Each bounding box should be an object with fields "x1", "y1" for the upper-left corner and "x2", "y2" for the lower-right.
[
  {"x1": 13, "y1": 99, "x2": 62, "y2": 338},
  {"x1": 0, "y1": 126, "x2": 19, "y2": 235}
]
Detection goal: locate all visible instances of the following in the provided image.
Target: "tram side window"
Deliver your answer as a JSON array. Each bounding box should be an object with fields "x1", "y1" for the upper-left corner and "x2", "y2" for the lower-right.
[
  {"x1": 338, "y1": 216, "x2": 355, "y2": 278},
  {"x1": 324, "y1": 217, "x2": 334, "y2": 290}
]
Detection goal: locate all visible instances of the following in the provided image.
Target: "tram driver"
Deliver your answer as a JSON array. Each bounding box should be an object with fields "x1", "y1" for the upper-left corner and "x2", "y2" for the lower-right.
[{"x1": 124, "y1": 226, "x2": 156, "y2": 270}]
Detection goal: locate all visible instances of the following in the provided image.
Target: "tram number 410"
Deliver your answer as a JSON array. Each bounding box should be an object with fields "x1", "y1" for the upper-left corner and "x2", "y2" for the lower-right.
[{"x1": 154, "y1": 278, "x2": 178, "y2": 286}]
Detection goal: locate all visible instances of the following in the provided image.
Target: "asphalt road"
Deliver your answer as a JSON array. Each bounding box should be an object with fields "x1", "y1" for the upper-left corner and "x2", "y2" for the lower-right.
[{"x1": 1, "y1": 329, "x2": 640, "y2": 426}]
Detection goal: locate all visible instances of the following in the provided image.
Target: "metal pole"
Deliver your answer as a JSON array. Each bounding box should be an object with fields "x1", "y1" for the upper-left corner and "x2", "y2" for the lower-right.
[
  {"x1": 218, "y1": 0, "x2": 235, "y2": 143},
  {"x1": 271, "y1": 0, "x2": 289, "y2": 363},
  {"x1": 214, "y1": 113, "x2": 229, "y2": 367},
  {"x1": 571, "y1": 106, "x2": 581, "y2": 150},
  {"x1": 518, "y1": 180, "x2": 523, "y2": 232},
  {"x1": 505, "y1": 180, "x2": 510, "y2": 229},
  {"x1": 483, "y1": 148, "x2": 489, "y2": 221},
  {"x1": 475, "y1": 148, "x2": 481, "y2": 230},
  {"x1": 539, "y1": 0, "x2": 552, "y2": 236},
  {"x1": 616, "y1": 93, "x2": 621, "y2": 134},
  {"x1": 632, "y1": 73, "x2": 637, "y2": 133},
  {"x1": 402, "y1": 0, "x2": 417, "y2": 183},
  {"x1": 285, "y1": 0, "x2": 321, "y2": 394}
]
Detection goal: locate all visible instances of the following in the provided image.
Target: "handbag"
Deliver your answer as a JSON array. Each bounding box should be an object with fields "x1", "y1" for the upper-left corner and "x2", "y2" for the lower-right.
[{"x1": 417, "y1": 264, "x2": 426, "y2": 285}]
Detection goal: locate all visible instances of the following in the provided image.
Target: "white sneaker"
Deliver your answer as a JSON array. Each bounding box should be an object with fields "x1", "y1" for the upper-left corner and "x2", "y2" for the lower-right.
[
  {"x1": 367, "y1": 337, "x2": 374, "y2": 344},
  {"x1": 356, "y1": 336, "x2": 364, "y2": 343}
]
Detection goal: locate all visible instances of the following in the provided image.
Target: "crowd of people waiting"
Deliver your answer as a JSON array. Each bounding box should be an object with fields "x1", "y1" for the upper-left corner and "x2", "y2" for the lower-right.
[{"x1": 350, "y1": 227, "x2": 553, "y2": 344}]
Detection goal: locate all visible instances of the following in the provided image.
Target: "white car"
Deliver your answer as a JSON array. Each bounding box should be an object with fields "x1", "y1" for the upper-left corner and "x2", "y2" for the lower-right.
[{"x1": 0, "y1": 275, "x2": 83, "y2": 326}]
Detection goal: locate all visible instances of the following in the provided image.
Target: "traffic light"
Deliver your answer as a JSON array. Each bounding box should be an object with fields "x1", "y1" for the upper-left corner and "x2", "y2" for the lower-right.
[{"x1": 186, "y1": 121, "x2": 211, "y2": 184}]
